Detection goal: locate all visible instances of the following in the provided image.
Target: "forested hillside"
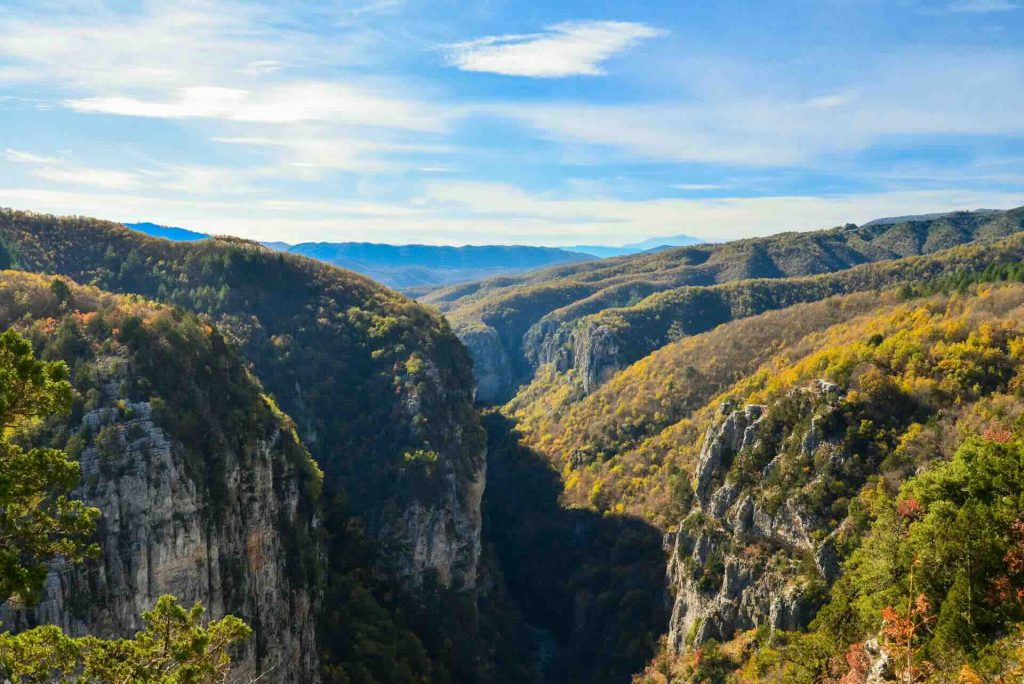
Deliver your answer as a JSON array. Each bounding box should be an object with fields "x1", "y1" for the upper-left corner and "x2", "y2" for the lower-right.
[
  {"x1": 486, "y1": 246, "x2": 1024, "y2": 681},
  {"x1": 7, "y1": 203, "x2": 1024, "y2": 683},
  {"x1": 631, "y1": 282, "x2": 1024, "y2": 682},
  {"x1": 0, "y1": 271, "x2": 322, "y2": 680},
  {"x1": 432, "y1": 207, "x2": 1024, "y2": 402},
  {"x1": 0, "y1": 208, "x2": 527, "y2": 683}
]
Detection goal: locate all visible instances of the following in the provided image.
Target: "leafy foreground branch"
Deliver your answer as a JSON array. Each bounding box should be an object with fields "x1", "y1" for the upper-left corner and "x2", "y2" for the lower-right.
[{"x1": 0, "y1": 595, "x2": 251, "y2": 683}]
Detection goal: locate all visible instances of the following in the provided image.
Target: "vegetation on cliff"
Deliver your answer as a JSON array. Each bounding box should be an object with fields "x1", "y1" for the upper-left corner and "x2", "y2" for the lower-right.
[
  {"x1": 0, "y1": 324, "x2": 252, "y2": 682},
  {"x1": 431, "y1": 208, "x2": 1024, "y2": 402},
  {"x1": 0, "y1": 210, "x2": 509, "y2": 683}
]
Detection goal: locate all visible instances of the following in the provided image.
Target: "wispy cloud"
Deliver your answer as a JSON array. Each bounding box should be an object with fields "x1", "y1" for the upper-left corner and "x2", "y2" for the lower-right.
[
  {"x1": 443, "y1": 21, "x2": 666, "y2": 77},
  {"x1": 5, "y1": 148, "x2": 63, "y2": 165},
  {"x1": 491, "y1": 51, "x2": 1024, "y2": 165},
  {"x1": 351, "y1": 0, "x2": 403, "y2": 17},
  {"x1": 2, "y1": 181, "x2": 1021, "y2": 246},
  {"x1": 65, "y1": 83, "x2": 444, "y2": 130},
  {"x1": 0, "y1": 2, "x2": 442, "y2": 132},
  {"x1": 0, "y1": 1, "x2": 451, "y2": 176},
  {"x1": 213, "y1": 136, "x2": 455, "y2": 173},
  {"x1": 417, "y1": 180, "x2": 1024, "y2": 242},
  {"x1": 6, "y1": 147, "x2": 268, "y2": 194},
  {"x1": 7, "y1": 147, "x2": 141, "y2": 189},
  {"x1": 673, "y1": 183, "x2": 731, "y2": 191}
]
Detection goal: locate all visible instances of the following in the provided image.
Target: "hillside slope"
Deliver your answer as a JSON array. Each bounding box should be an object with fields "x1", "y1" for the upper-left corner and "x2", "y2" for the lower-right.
[
  {"x1": 0, "y1": 272, "x2": 323, "y2": 682},
  {"x1": 0, "y1": 208, "x2": 497, "y2": 682},
  {"x1": 431, "y1": 207, "x2": 1024, "y2": 402},
  {"x1": 643, "y1": 283, "x2": 1024, "y2": 681},
  {"x1": 492, "y1": 278, "x2": 1024, "y2": 683}
]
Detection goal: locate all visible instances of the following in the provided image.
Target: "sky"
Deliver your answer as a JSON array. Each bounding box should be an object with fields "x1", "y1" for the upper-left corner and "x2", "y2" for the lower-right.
[{"x1": 0, "y1": 0, "x2": 1022, "y2": 246}]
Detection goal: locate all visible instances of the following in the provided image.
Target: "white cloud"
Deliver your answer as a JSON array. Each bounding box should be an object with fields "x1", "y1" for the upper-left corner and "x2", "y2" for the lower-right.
[
  {"x1": 443, "y1": 21, "x2": 666, "y2": 77},
  {"x1": 490, "y1": 51, "x2": 1024, "y2": 165},
  {"x1": 351, "y1": 0, "x2": 403, "y2": 17},
  {"x1": 213, "y1": 135, "x2": 455, "y2": 173},
  {"x1": 5, "y1": 147, "x2": 272, "y2": 193},
  {"x1": 7, "y1": 147, "x2": 141, "y2": 189},
  {"x1": 2, "y1": 183, "x2": 1021, "y2": 246},
  {"x1": 0, "y1": 3, "x2": 289, "y2": 92},
  {"x1": 33, "y1": 167, "x2": 142, "y2": 190},
  {"x1": 66, "y1": 82, "x2": 443, "y2": 130},
  {"x1": 417, "y1": 180, "x2": 1024, "y2": 242},
  {"x1": 673, "y1": 183, "x2": 730, "y2": 191},
  {"x1": 0, "y1": 2, "x2": 442, "y2": 132},
  {"x1": 5, "y1": 148, "x2": 63, "y2": 165}
]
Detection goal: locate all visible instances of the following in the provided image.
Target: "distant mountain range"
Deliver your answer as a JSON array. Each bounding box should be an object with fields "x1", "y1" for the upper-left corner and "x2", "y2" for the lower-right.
[
  {"x1": 565, "y1": 233, "x2": 706, "y2": 258},
  {"x1": 281, "y1": 242, "x2": 595, "y2": 290},
  {"x1": 123, "y1": 222, "x2": 208, "y2": 242},
  {"x1": 121, "y1": 222, "x2": 706, "y2": 290},
  {"x1": 123, "y1": 222, "x2": 594, "y2": 290}
]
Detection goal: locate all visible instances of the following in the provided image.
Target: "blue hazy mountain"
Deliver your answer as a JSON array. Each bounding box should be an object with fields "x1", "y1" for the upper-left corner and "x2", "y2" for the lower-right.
[
  {"x1": 281, "y1": 242, "x2": 593, "y2": 289},
  {"x1": 123, "y1": 222, "x2": 208, "y2": 242},
  {"x1": 567, "y1": 233, "x2": 706, "y2": 257},
  {"x1": 121, "y1": 222, "x2": 592, "y2": 290}
]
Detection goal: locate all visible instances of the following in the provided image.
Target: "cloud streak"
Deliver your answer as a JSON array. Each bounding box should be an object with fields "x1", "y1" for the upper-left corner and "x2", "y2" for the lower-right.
[
  {"x1": 5, "y1": 182, "x2": 1019, "y2": 246},
  {"x1": 489, "y1": 50, "x2": 1024, "y2": 165},
  {"x1": 65, "y1": 83, "x2": 445, "y2": 130},
  {"x1": 443, "y1": 21, "x2": 666, "y2": 77}
]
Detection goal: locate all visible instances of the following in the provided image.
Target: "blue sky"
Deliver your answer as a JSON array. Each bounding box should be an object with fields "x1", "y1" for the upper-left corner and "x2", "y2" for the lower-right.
[{"x1": 0, "y1": 0, "x2": 1022, "y2": 245}]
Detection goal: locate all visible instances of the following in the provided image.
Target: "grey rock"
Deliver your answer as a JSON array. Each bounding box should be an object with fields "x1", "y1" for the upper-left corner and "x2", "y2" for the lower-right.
[
  {"x1": 572, "y1": 323, "x2": 621, "y2": 394},
  {"x1": 694, "y1": 404, "x2": 765, "y2": 502},
  {"x1": 459, "y1": 325, "x2": 514, "y2": 404},
  {"x1": 2, "y1": 372, "x2": 321, "y2": 683},
  {"x1": 665, "y1": 390, "x2": 851, "y2": 656}
]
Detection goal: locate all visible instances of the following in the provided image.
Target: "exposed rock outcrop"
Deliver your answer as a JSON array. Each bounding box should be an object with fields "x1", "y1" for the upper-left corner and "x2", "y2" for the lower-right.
[
  {"x1": 572, "y1": 323, "x2": 621, "y2": 394},
  {"x1": 384, "y1": 359, "x2": 487, "y2": 593},
  {"x1": 665, "y1": 383, "x2": 846, "y2": 654},
  {"x1": 460, "y1": 324, "x2": 514, "y2": 404},
  {"x1": 1, "y1": 357, "x2": 322, "y2": 684},
  {"x1": 379, "y1": 454, "x2": 485, "y2": 592},
  {"x1": 523, "y1": 319, "x2": 622, "y2": 395}
]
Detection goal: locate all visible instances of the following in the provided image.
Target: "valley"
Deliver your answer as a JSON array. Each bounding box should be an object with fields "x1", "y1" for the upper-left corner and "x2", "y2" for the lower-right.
[{"x1": 3, "y1": 206, "x2": 1024, "y2": 682}]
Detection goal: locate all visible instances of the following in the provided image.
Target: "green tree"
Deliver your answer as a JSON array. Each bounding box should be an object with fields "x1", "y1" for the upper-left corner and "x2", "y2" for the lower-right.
[
  {"x1": 0, "y1": 328, "x2": 99, "y2": 603},
  {"x1": 0, "y1": 595, "x2": 252, "y2": 683}
]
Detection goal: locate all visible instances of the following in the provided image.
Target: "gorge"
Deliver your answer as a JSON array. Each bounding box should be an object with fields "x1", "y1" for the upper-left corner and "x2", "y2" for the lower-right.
[{"x1": 3, "y1": 206, "x2": 1024, "y2": 682}]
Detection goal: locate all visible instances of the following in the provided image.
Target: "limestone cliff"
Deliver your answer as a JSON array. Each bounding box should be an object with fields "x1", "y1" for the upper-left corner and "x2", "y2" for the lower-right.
[
  {"x1": 522, "y1": 318, "x2": 620, "y2": 395},
  {"x1": 4, "y1": 390, "x2": 321, "y2": 682},
  {"x1": 664, "y1": 382, "x2": 845, "y2": 654},
  {"x1": 459, "y1": 324, "x2": 514, "y2": 405},
  {"x1": 0, "y1": 274, "x2": 324, "y2": 683},
  {"x1": 383, "y1": 355, "x2": 486, "y2": 591}
]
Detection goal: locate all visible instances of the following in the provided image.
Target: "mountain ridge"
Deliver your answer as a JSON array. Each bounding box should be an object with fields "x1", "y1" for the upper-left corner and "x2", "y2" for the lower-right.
[
  {"x1": 122, "y1": 221, "x2": 593, "y2": 290},
  {"x1": 435, "y1": 206, "x2": 1024, "y2": 402},
  {"x1": 0, "y1": 207, "x2": 511, "y2": 683}
]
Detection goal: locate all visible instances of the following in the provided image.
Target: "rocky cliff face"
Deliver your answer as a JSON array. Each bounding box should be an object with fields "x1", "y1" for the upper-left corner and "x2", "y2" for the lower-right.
[
  {"x1": 459, "y1": 324, "x2": 514, "y2": 405},
  {"x1": 521, "y1": 318, "x2": 622, "y2": 396},
  {"x1": 571, "y1": 323, "x2": 621, "y2": 394},
  {"x1": 378, "y1": 443, "x2": 486, "y2": 593},
  {"x1": 1, "y1": 355, "x2": 322, "y2": 683},
  {"x1": 378, "y1": 357, "x2": 488, "y2": 594},
  {"x1": 665, "y1": 383, "x2": 845, "y2": 654}
]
